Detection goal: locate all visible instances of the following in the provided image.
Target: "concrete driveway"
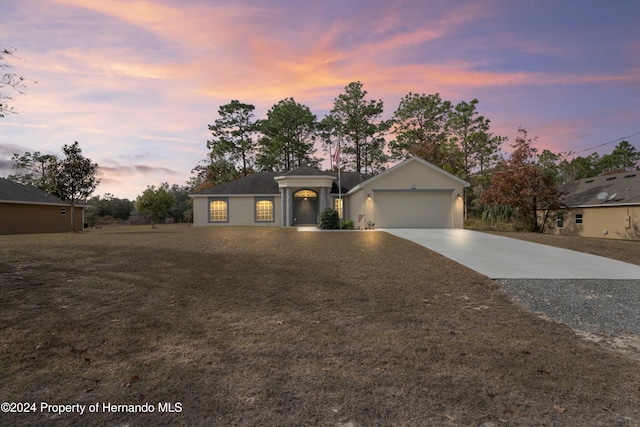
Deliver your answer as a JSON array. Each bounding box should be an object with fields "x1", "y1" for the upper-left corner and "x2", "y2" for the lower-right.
[{"x1": 382, "y1": 228, "x2": 640, "y2": 279}]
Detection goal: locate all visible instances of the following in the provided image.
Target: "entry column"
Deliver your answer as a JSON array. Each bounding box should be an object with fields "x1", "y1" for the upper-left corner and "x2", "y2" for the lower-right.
[
  {"x1": 319, "y1": 187, "x2": 326, "y2": 212},
  {"x1": 286, "y1": 187, "x2": 293, "y2": 226}
]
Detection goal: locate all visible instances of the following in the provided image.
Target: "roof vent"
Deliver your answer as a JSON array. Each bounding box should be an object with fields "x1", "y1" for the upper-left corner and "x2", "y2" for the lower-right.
[
  {"x1": 624, "y1": 174, "x2": 636, "y2": 178},
  {"x1": 606, "y1": 176, "x2": 617, "y2": 181},
  {"x1": 585, "y1": 179, "x2": 594, "y2": 183}
]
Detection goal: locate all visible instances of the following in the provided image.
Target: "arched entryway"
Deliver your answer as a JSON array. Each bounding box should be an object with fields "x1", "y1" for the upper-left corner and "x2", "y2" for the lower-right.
[{"x1": 293, "y1": 189, "x2": 318, "y2": 225}]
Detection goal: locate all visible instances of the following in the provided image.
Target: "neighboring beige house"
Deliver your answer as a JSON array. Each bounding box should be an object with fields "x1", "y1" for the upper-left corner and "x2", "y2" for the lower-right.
[
  {"x1": 0, "y1": 178, "x2": 86, "y2": 234},
  {"x1": 189, "y1": 157, "x2": 469, "y2": 229},
  {"x1": 545, "y1": 171, "x2": 640, "y2": 240}
]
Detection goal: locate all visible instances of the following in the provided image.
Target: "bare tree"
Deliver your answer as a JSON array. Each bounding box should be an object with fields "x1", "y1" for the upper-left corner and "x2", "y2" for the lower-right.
[{"x1": 1, "y1": 48, "x2": 33, "y2": 117}]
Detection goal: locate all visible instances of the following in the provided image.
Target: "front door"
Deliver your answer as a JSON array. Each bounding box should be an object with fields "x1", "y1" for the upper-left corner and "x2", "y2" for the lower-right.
[{"x1": 293, "y1": 189, "x2": 318, "y2": 225}]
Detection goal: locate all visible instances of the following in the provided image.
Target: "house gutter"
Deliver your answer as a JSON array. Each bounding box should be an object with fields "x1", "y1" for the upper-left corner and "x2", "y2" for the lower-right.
[
  {"x1": 569, "y1": 202, "x2": 640, "y2": 208},
  {"x1": 0, "y1": 199, "x2": 90, "y2": 208}
]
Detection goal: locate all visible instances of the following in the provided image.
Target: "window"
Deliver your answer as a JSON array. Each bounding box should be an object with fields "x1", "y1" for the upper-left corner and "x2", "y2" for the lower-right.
[
  {"x1": 294, "y1": 189, "x2": 317, "y2": 199},
  {"x1": 574, "y1": 213, "x2": 583, "y2": 225},
  {"x1": 556, "y1": 213, "x2": 564, "y2": 228},
  {"x1": 334, "y1": 198, "x2": 343, "y2": 219},
  {"x1": 255, "y1": 199, "x2": 273, "y2": 222},
  {"x1": 209, "y1": 199, "x2": 228, "y2": 222},
  {"x1": 60, "y1": 208, "x2": 66, "y2": 216}
]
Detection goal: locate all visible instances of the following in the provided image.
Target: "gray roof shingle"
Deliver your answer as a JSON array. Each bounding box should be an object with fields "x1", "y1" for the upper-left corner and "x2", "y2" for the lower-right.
[
  {"x1": 192, "y1": 172, "x2": 281, "y2": 195},
  {"x1": 190, "y1": 168, "x2": 371, "y2": 196},
  {"x1": 562, "y1": 171, "x2": 640, "y2": 206},
  {"x1": 283, "y1": 165, "x2": 333, "y2": 176},
  {"x1": 0, "y1": 178, "x2": 66, "y2": 204}
]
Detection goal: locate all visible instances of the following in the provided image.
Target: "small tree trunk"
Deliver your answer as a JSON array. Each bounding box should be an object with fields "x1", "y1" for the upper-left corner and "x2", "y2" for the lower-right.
[
  {"x1": 70, "y1": 198, "x2": 76, "y2": 232},
  {"x1": 463, "y1": 188, "x2": 468, "y2": 221}
]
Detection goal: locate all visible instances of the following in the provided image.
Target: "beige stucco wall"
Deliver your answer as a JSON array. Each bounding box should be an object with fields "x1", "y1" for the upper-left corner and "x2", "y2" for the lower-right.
[
  {"x1": 0, "y1": 203, "x2": 85, "y2": 234},
  {"x1": 345, "y1": 188, "x2": 373, "y2": 229},
  {"x1": 373, "y1": 159, "x2": 464, "y2": 189},
  {"x1": 546, "y1": 205, "x2": 640, "y2": 240},
  {"x1": 192, "y1": 195, "x2": 282, "y2": 227},
  {"x1": 346, "y1": 160, "x2": 466, "y2": 228}
]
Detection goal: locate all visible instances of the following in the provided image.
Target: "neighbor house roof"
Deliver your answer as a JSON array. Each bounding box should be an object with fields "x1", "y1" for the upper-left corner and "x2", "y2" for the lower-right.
[
  {"x1": 562, "y1": 171, "x2": 640, "y2": 207},
  {"x1": 190, "y1": 168, "x2": 370, "y2": 196},
  {"x1": 0, "y1": 178, "x2": 68, "y2": 205}
]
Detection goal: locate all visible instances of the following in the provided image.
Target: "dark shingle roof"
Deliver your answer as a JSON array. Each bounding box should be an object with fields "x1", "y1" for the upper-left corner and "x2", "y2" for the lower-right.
[
  {"x1": 0, "y1": 178, "x2": 66, "y2": 204},
  {"x1": 190, "y1": 169, "x2": 371, "y2": 196},
  {"x1": 283, "y1": 165, "x2": 333, "y2": 176},
  {"x1": 562, "y1": 171, "x2": 640, "y2": 206},
  {"x1": 192, "y1": 172, "x2": 281, "y2": 195},
  {"x1": 329, "y1": 171, "x2": 371, "y2": 193}
]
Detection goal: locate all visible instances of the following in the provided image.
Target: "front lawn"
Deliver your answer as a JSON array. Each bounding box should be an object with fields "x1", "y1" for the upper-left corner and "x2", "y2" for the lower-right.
[{"x1": 1, "y1": 226, "x2": 639, "y2": 426}]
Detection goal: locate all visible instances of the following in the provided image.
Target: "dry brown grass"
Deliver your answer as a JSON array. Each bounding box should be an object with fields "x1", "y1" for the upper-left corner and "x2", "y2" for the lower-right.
[{"x1": 1, "y1": 225, "x2": 640, "y2": 426}]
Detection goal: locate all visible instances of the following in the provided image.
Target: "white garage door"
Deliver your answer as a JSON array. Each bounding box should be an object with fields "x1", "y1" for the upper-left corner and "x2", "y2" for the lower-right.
[{"x1": 374, "y1": 192, "x2": 452, "y2": 228}]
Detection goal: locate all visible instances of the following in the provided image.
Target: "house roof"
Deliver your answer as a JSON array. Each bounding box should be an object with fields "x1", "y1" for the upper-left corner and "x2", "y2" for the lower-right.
[
  {"x1": 190, "y1": 168, "x2": 371, "y2": 196},
  {"x1": 562, "y1": 171, "x2": 640, "y2": 207},
  {"x1": 332, "y1": 171, "x2": 371, "y2": 194},
  {"x1": 192, "y1": 172, "x2": 281, "y2": 195},
  {"x1": 189, "y1": 158, "x2": 468, "y2": 198},
  {"x1": 283, "y1": 165, "x2": 332, "y2": 176},
  {"x1": 0, "y1": 178, "x2": 67, "y2": 205}
]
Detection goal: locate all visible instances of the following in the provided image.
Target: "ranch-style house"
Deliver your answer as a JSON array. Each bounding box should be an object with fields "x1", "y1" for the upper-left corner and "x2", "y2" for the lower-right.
[{"x1": 189, "y1": 157, "x2": 470, "y2": 229}]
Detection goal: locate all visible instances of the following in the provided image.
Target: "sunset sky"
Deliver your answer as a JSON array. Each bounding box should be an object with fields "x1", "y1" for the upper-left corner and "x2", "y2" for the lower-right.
[{"x1": 1, "y1": 0, "x2": 639, "y2": 199}]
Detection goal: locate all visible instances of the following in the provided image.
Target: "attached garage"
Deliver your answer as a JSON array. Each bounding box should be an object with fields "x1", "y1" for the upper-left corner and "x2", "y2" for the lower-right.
[
  {"x1": 346, "y1": 157, "x2": 469, "y2": 229},
  {"x1": 374, "y1": 190, "x2": 453, "y2": 228}
]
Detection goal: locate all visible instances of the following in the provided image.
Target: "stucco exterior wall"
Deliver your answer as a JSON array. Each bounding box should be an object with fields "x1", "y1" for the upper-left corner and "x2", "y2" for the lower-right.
[
  {"x1": 345, "y1": 188, "x2": 374, "y2": 229},
  {"x1": 0, "y1": 203, "x2": 85, "y2": 234},
  {"x1": 372, "y1": 159, "x2": 462, "y2": 189},
  {"x1": 192, "y1": 195, "x2": 282, "y2": 227},
  {"x1": 346, "y1": 160, "x2": 466, "y2": 229},
  {"x1": 546, "y1": 205, "x2": 640, "y2": 240}
]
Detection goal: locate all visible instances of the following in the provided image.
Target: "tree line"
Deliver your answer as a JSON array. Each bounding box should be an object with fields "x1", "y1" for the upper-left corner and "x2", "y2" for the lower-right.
[{"x1": 190, "y1": 82, "x2": 505, "y2": 192}]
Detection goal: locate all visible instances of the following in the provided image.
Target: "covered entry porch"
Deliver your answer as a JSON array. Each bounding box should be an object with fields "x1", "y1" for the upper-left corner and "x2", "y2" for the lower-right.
[{"x1": 274, "y1": 168, "x2": 335, "y2": 227}]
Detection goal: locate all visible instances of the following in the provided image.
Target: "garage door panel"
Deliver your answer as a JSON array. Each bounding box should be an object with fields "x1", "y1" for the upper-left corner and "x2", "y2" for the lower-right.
[{"x1": 375, "y1": 192, "x2": 451, "y2": 228}]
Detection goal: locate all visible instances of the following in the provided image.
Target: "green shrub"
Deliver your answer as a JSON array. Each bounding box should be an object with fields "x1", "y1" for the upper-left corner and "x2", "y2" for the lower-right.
[
  {"x1": 317, "y1": 208, "x2": 340, "y2": 229},
  {"x1": 341, "y1": 220, "x2": 354, "y2": 230}
]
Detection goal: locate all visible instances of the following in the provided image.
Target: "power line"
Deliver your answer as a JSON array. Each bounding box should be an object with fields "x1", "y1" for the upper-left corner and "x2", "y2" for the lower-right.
[{"x1": 572, "y1": 131, "x2": 640, "y2": 155}]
